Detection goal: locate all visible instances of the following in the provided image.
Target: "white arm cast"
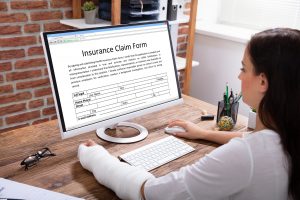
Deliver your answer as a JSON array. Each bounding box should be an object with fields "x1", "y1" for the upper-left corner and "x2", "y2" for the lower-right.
[{"x1": 78, "y1": 144, "x2": 154, "y2": 200}]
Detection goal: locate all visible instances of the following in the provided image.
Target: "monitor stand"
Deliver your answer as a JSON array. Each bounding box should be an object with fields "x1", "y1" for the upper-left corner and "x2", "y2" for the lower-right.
[{"x1": 96, "y1": 122, "x2": 148, "y2": 143}]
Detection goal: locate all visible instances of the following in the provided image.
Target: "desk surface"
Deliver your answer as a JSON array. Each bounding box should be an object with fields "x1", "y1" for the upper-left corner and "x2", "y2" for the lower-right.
[{"x1": 0, "y1": 95, "x2": 248, "y2": 200}]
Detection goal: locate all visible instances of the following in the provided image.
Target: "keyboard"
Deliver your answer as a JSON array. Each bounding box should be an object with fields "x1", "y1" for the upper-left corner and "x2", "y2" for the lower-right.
[{"x1": 119, "y1": 136, "x2": 195, "y2": 171}]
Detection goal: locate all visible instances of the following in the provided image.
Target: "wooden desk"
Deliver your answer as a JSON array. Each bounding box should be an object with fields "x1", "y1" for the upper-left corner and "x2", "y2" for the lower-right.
[{"x1": 0, "y1": 95, "x2": 248, "y2": 199}]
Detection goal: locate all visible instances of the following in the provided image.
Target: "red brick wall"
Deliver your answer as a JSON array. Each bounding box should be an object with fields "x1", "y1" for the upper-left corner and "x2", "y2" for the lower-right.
[
  {"x1": 177, "y1": 2, "x2": 191, "y2": 57},
  {"x1": 0, "y1": 1, "x2": 190, "y2": 133},
  {"x1": 177, "y1": 2, "x2": 191, "y2": 90},
  {"x1": 0, "y1": 0, "x2": 74, "y2": 133}
]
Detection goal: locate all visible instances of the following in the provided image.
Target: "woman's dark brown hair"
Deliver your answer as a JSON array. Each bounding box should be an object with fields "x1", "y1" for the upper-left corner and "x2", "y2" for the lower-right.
[{"x1": 247, "y1": 28, "x2": 300, "y2": 199}]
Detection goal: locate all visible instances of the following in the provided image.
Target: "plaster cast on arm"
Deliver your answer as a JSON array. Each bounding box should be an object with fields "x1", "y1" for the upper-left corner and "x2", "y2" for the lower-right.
[{"x1": 78, "y1": 144, "x2": 154, "y2": 200}]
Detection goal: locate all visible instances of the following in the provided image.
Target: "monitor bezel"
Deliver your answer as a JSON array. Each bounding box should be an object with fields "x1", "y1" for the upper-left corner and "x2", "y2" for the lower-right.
[{"x1": 41, "y1": 21, "x2": 183, "y2": 139}]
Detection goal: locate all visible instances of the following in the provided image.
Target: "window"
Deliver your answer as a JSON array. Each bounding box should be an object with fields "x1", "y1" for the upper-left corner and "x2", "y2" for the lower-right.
[{"x1": 198, "y1": 0, "x2": 300, "y2": 30}]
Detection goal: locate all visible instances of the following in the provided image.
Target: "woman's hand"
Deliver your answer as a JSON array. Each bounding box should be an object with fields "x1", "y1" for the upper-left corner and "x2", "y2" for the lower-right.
[
  {"x1": 168, "y1": 119, "x2": 244, "y2": 144},
  {"x1": 167, "y1": 119, "x2": 208, "y2": 140}
]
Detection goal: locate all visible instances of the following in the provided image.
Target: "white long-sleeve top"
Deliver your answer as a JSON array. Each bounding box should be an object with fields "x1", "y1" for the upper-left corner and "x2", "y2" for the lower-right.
[{"x1": 144, "y1": 129, "x2": 288, "y2": 200}]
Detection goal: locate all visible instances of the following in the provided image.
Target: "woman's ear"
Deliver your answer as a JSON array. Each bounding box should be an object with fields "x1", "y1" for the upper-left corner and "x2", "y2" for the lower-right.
[{"x1": 259, "y1": 73, "x2": 268, "y2": 93}]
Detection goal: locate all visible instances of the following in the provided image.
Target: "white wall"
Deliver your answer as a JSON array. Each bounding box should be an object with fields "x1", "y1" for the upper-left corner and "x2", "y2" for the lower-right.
[{"x1": 190, "y1": 33, "x2": 250, "y2": 116}]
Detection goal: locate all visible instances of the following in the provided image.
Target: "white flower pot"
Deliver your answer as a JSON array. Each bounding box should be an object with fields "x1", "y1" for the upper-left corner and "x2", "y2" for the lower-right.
[
  {"x1": 84, "y1": 9, "x2": 96, "y2": 24},
  {"x1": 247, "y1": 110, "x2": 256, "y2": 129}
]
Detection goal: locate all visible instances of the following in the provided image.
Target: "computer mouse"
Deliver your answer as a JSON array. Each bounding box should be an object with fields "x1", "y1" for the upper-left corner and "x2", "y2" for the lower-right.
[{"x1": 164, "y1": 126, "x2": 186, "y2": 134}]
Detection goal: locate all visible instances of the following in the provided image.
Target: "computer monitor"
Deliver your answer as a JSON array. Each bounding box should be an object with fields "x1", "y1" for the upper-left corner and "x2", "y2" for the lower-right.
[{"x1": 41, "y1": 21, "x2": 183, "y2": 143}]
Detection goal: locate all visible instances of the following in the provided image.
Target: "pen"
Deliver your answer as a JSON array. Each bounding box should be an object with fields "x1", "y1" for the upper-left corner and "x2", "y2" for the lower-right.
[
  {"x1": 226, "y1": 83, "x2": 229, "y2": 115},
  {"x1": 234, "y1": 92, "x2": 242, "y2": 103},
  {"x1": 229, "y1": 89, "x2": 234, "y2": 104},
  {"x1": 223, "y1": 92, "x2": 227, "y2": 114},
  {"x1": 223, "y1": 92, "x2": 226, "y2": 103}
]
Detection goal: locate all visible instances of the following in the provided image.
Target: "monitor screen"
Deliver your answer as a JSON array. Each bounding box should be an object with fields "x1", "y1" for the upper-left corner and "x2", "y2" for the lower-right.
[{"x1": 41, "y1": 21, "x2": 182, "y2": 139}]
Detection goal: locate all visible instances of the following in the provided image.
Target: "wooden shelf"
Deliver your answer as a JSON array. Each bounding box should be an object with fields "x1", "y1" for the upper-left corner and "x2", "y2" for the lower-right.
[
  {"x1": 60, "y1": 18, "x2": 111, "y2": 28},
  {"x1": 60, "y1": 17, "x2": 190, "y2": 29},
  {"x1": 70, "y1": 0, "x2": 198, "y2": 94}
]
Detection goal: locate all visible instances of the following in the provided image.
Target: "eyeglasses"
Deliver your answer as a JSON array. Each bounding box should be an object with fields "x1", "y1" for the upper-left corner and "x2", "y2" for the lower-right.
[{"x1": 20, "y1": 147, "x2": 56, "y2": 170}]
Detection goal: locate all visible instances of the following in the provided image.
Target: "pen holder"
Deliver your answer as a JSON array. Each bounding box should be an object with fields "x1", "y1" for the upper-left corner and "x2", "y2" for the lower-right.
[{"x1": 217, "y1": 100, "x2": 239, "y2": 126}]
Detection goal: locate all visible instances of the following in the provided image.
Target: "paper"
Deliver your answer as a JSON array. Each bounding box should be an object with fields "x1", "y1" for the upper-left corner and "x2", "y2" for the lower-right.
[{"x1": 0, "y1": 178, "x2": 83, "y2": 200}]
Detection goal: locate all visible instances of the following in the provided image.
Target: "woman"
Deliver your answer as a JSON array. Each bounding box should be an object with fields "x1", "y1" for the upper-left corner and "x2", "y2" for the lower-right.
[{"x1": 78, "y1": 28, "x2": 300, "y2": 200}]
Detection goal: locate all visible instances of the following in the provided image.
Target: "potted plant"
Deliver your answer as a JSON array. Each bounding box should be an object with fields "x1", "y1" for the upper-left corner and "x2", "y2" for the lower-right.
[
  {"x1": 247, "y1": 108, "x2": 256, "y2": 129},
  {"x1": 82, "y1": 1, "x2": 96, "y2": 24}
]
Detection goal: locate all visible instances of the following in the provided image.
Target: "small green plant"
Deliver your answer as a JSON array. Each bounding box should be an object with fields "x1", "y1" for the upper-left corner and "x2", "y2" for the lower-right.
[
  {"x1": 251, "y1": 108, "x2": 256, "y2": 112},
  {"x1": 82, "y1": 1, "x2": 95, "y2": 11}
]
